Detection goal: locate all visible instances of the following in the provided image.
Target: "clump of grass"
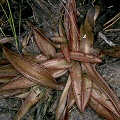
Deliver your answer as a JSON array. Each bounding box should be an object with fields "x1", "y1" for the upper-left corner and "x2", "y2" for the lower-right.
[{"x1": 0, "y1": 0, "x2": 18, "y2": 50}]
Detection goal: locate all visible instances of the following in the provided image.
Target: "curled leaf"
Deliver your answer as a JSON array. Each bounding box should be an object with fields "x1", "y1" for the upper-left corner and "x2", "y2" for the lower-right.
[{"x1": 14, "y1": 86, "x2": 46, "y2": 120}]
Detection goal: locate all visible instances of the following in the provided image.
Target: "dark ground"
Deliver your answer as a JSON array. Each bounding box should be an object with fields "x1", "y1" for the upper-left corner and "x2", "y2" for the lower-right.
[{"x1": 0, "y1": 0, "x2": 120, "y2": 120}]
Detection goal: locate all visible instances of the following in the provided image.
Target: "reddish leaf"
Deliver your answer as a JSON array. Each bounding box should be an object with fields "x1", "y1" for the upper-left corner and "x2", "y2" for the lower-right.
[
  {"x1": 83, "y1": 63, "x2": 120, "y2": 114},
  {"x1": 23, "y1": 54, "x2": 48, "y2": 64},
  {"x1": 91, "y1": 83, "x2": 120, "y2": 118},
  {"x1": 51, "y1": 36, "x2": 67, "y2": 43},
  {"x1": 42, "y1": 58, "x2": 73, "y2": 69},
  {"x1": 27, "y1": 20, "x2": 56, "y2": 58},
  {"x1": 58, "y1": 19, "x2": 70, "y2": 62},
  {"x1": 3, "y1": 46, "x2": 63, "y2": 90},
  {"x1": 34, "y1": 30, "x2": 56, "y2": 58},
  {"x1": 47, "y1": 69, "x2": 68, "y2": 78},
  {"x1": 89, "y1": 97, "x2": 117, "y2": 120},
  {"x1": 61, "y1": 43, "x2": 70, "y2": 63},
  {"x1": 56, "y1": 75, "x2": 71, "y2": 120},
  {"x1": 0, "y1": 76, "x2": 36, "y2": 92},
  {"x1": 70, "y1": 51, "x2": 102, "y2": 63},
  {"x1": 64, "y1": 0, "x2": 80, "y2": 51},
  {"x1": 69, "y1": 62, "x2": 82, "y2": 111},
  {"x1": 81, "y1": 74, "x2": 92, "y2": 112}
]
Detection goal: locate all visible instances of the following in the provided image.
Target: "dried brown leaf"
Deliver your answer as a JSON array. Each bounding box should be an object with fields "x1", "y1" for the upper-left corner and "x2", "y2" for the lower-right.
[
  {"x1": 79, "y1": 6, "x2": 98, "y2": 55},
  {"x1": 104, "y1": 46, "x2": 120, "y2": 58},
  {"x1": 65, "y1": 0, "x2": 80, "y2": 51},
  {"x1": 81, "y1": 75, "x2": 92, "y2": 112},
  {"x1": 67, "y1": 83, "x2": 75, "y2": 109},
  {"x1": 51, "y1": 36, "x2": 67, "y2": 43},
  {"x1": 27, "y1": 20, "x2": 56, "y2": 58},
  {"x1": 0, "y1": 64, "x2": 20, "y2": 77},
  {"x1": 15, "y1": 91, "x2": 30, "y2": 99},
  {"x1": 56, "y1": 75, "x2": 71, "y2": 120},
  {"x1": 92, "y1": 83, "x2": 120, "y2": 118},
  {"x1": 83, "y1": 63, "x2": 120, "y2": 114},
  {"x1": 0, "y1": 77, "x2": 13, "y2": 83},
  {"x1": 89, "y1": 97, "x2": 116, "y2": 120},
  {"x1": 69, "y1": 62, "x2": 82, "y2": 111},
  {"x1": 61, "y1": 43, "x2": 70, "y2": 62},
  {"x1": 23, "y1": 54, "x2": 48, "y2": 64},
  {"x1": 3, "y1": 46, "x2": 63, "y2": 90},
  {"x1": 0, "y1": 76, "x2": 36, "y2": 92},
  {"x1": 42, "y1": 58, "x2": 73, "y2": 69},
  {"x1": 0, "y1": 58, "x2": 9, "y2": 65},
  {"x1": 0, "y1": 37, "x2": 14, "y2": 43},
  {"x1": 14, "y1": 86, "x2": 46, "y2": 120},
  {"x1": 70, "y1": 51, "x2": 102, "y2": 63},
  {"x1": 47, "y1": 69, "x2": 68, "y2": 78},
  {"x1": 0, "y1": 89, "x2": 28, "y2": 99},
  {"x1": 34, "y1": 30, "x2": 56, "y2": 58}
]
